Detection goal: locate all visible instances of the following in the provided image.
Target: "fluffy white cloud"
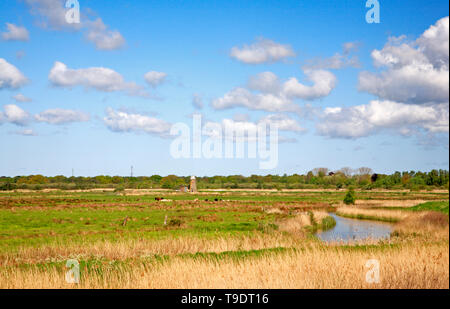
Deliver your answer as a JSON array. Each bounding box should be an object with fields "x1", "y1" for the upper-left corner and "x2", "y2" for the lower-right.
[
  {"x1": 212, "y1": 69, "x2": 336, "y2": 112},
  {"x1": 24, "y1": 0, "x2": 125, "y2": 50},
  {"x1": 258, "y1": 114, "x2": 306, "y2": 133},
  {"x1": 12, "y1": 94, "x2": 32, "y2": 103},
  {"x1": 230, "y1": 38, "x2": 295, "y2": 64},
  {"x1": 1, "y1": 23, "x2": 29, "y2": 41},
  {"x1": 417, "y1": 17, "x2": 449, "y2": 68},
  {"x1": 304, "y1": 42, "x2": 360, "y2": 70},
  {"x1": 283, "y1": 70, "x2": 337, "y2": 100},
  {"x1": 24, "y1": 0, "x2": 81, "y2": 30},
  {"x1": 85, "y1": 18, "x2": 125, "y2": 50},
  {"x1": 359, "y1": 17, "x2": 449, "y2": 104},
  {"x1": 0, "y1": 104, "x2": 30, "y2": 126},
  {"x1": 211, "y1": 87, "x2": 299, "y2": 113},
  {"x1": 0, "y1": 58, "x2": 28, "y2": 90},
  {"x1": 35, "y1": 109, "x2": 90, "y2": 124},
  {"x1": 48, "y1": 61, "x2": 147, "y2": 97},
  {"x1": 203, "y1": 113, "x2": 304, "y2": 143},
  {"x1": 247, "y1": 72, "x2": 281, "y2": 93},
  {"x1": 104, "y1": 108, "x2": 172, "y2": 137},
  {"x1": 316, "y1": 100, "x2": 449, "y2": 139},
  {"x1": 144, "y1": 71, "x2": 168, "y2": 88}
]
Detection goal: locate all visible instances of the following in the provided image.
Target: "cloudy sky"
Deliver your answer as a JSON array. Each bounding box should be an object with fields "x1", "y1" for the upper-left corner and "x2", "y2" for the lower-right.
[{"x1": 0, "y1": 0, "x2": 449, "y2": 177}]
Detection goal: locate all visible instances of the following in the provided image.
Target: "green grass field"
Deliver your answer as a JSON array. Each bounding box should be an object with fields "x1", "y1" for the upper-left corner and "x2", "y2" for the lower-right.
[{"x1": 408, "y1": 201, "x2": 449, "y2": 214}]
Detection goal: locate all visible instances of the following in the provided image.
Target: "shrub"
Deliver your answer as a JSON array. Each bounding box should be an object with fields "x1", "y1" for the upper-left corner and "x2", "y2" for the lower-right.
[
  {"x1": 0, "y1": 183, "x2": 17, "y2": 191},
  {"x1": 257, "y1": 222, "x2": 279, "y2": 233},
  {"x1": 114, "y1": 186, "x2": 125, "y2": 193},
  {"x1": 168, "y1": 219, "x2": 183, "y2": 227},
  {"x1": 343, "y1": 187, "x2": 356, "y2": 205}
]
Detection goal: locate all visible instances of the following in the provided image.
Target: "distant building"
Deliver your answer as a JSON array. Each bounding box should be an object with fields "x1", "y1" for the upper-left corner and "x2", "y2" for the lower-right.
[
  {"x1": 189, "y1": 176, "x2": 197, "y2": 193},
  {"x1": 371, "y1": 173, "x2": 378, "y2": 183}
]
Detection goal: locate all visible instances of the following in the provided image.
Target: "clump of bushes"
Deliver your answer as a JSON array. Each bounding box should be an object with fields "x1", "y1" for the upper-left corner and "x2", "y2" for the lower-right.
[
  {"x1": 321, "y1": 216, "x2": 337, "y2": 230},
  {"x1": 0, "y1": 183, "x2": 17, "y2": 191},
  {"x1": 257, "y1": 222, "x2": 279, "y2": 233},
  {"x1": 343, "y1": 187, "x2": 356, "y2": 205},
  {"x1": 168, "y1": 218, "x2": 183, "y2": 227},
  {"x1": 114, "y1": 185, "x2": 125, "y2": 193}
]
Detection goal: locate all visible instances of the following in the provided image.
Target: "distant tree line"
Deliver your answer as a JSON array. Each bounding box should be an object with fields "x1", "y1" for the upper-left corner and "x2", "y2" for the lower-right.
[{"x1": 0, "y1": 167, "x2": 448, "y2": 191}]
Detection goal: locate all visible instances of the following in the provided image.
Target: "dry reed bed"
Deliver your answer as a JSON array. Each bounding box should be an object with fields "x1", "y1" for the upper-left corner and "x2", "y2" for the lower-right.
[
  {"x1": 336, "y1": 206, "x2": 411, "y2": 222},
  {"x1": 1, "y1": 241, "x2": 447, "y2": 289},
  {"x1": 277, "y1": 211, "x2": 331, "y2": 235},
  {"x1": 332, "y1": 199, "x2": 428, "y2": 208},
  {"x1": 393, "y1": 211, "x2": 450, "y2": 240},
  {"x1": 0, "y1": 234, "x2": 298, "y2": 266}
]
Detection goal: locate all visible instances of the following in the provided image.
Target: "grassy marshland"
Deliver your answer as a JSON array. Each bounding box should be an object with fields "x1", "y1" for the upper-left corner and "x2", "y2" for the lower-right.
[{"x1": 0, "y1": 189, "x2": 448, "y2": 288}]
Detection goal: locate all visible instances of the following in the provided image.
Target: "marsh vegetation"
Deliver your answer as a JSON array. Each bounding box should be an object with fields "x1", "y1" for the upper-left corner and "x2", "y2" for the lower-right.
[{"x1": 0, "y1": 189, "x2": 448, "y2": 288}]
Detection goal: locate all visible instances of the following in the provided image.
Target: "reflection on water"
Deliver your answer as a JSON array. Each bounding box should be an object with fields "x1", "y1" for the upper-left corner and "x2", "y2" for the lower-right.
[{"x1": 317, "y1": 213, "x2": 393, "y2": 243}]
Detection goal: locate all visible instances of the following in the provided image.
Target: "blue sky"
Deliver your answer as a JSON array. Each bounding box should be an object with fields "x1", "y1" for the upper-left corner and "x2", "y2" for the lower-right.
[{"x1": 0, "y1": 0, "x2": 449, "y2": 177}]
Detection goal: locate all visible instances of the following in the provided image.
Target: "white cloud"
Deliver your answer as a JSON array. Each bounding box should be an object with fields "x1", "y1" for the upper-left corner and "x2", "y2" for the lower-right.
[
  {"x1": 247, "y1": 72, "x2": 281, "y2": 93},
  {"x1": 211, "y1": 87, "x2": 299, "y2": 113},
  {"x1": 283, "y1": 70, "x2": 337, "y2": 100},
  {"x1": 35, "y1": 109, "x2": 90, "y2": 124},
  {"x1": 1, "y1": 23, "x2": 30, "y2": 41},
  {"x1": 85, "y1": 18, "x2": 125, "y2": 50},
  {"x1": 12, "y1": 129, "x2": 37, "y2": 136},
  {"x1": 104, "y1": 108, "x2": 172, "y2": 137},
  {"x1": 0, "y1": 58, "x2": 28, "y2": 90},
  {"x1": 203, "y1": 113, "x2": 304, "y2": 143},
  {"x1": 230, "y1": 38, "x2": 295, "y2": 64},
  {"x1": 0, "y1": 104, "x2": 30, "y2": 126},
  {"x1": 304, "y1": 42, "x2": 360, "y2": 70},
  {"x1": 12, "y1": 94, "x2": 32, "y2": 103},
  {"x1": 144, "y1": 71, "x2": 168, "y2": 88},
  {"x1": 316, "y1": 100, "x2": 449, "y2": 139},
  {"x1": 359, "y1": 17, "x2": 449, "y2": 104},
  {"x1": 258, "y1": 114, "x2": 306, "y2": 133},
  {"x1": 24, "y1": 0, "x2": 81, "y2": 30},
  {"x1": 48, "y1": 61, "x2": 147, "y2": 97},
  {"x1": 212, "y1": 69, "x2": 336, "y2": 112},
  {"x1": 343, "y1": 42, "x2": 360, "y2": 54},
  {"x1": 192, "y1": 93, "x2": 204, "y2": 109},
  {"x1": 417, "y1": 16, "x2": 449, "y2": 68},
  {"x1": 24, "y1": 0, "x2": 125, "y2": 50}
]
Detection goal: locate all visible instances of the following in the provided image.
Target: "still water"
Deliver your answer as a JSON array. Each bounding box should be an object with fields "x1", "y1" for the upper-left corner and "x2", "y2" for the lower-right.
[{"x1": 316, "y1": 213, "x2": 393, "y2": 243}]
